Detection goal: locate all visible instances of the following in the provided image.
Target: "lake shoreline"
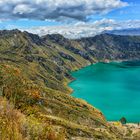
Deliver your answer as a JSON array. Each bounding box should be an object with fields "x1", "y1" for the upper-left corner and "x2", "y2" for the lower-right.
[{"x1": 68, "y1": 60, "x2": 140, "y2": 123}]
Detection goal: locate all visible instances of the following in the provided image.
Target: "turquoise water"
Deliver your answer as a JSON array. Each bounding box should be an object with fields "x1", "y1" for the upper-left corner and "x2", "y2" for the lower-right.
[{"x1": 69, "y1": 61, "x2": 140, "y2": 122}]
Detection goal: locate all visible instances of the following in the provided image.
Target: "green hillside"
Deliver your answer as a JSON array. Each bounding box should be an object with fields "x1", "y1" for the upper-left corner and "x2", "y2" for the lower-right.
[{"x1": 0, "y1": 30, "x2": 140, "y2": 140}]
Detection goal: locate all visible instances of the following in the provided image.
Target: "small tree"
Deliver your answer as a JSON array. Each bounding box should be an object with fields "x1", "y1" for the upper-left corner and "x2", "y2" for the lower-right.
[{"x1": 120, "y1": 117, "x2": 127, "y2": 124}]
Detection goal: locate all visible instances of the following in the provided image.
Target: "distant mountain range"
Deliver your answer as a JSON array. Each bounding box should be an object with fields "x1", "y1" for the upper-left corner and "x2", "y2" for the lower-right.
[{"x1": 104, "y1": 28, "x2": 140, "y2": 36}]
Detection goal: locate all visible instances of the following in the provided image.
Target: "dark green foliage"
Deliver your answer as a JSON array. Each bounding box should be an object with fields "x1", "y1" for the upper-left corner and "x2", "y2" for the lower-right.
[{"x1": 120, "y1": 117, "x2": 127, "y2": 124}]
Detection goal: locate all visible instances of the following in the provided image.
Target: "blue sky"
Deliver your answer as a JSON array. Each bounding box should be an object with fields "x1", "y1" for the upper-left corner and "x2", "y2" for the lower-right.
[
  {"x1": 0, "y1": 0, "x2": 139, "y2": 29},
  {"x1": 106, "y1": 0, "x2": 140, "y2": 20},
  {"x1": 0, "y1": 0, "x2": 140, "y2": 38}
]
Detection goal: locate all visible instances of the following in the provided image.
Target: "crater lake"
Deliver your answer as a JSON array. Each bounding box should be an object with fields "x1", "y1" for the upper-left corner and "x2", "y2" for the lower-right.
[{"x1": 69, "y1": 61, "x2": 140, "y2": 123}]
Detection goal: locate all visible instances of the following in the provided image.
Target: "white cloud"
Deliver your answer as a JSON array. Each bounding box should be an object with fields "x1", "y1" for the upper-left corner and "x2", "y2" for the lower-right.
[
  {"x1": 13, "y1": 4, "x2": 35, "y2": 14},
  {"x1": 0, "y1": 0, "x2": 128, "y2": 21},
  {"x1": 24, "y1": 19, "x2": 140, "y2": 39}
]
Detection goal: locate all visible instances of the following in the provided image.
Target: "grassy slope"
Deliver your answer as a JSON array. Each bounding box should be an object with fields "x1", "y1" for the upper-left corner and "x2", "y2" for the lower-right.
[{"x1": 0, "y1": 30, "x2": 140, "y2": 139}]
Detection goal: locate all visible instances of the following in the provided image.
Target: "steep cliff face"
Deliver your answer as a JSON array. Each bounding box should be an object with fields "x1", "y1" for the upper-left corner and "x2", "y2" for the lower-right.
[
  {"x1": 78, "y1": 33, "x2": 140, "y2": 61},
  {"x1": 0, "y1": 30, "x2": 140, "y2": 139}
]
